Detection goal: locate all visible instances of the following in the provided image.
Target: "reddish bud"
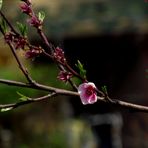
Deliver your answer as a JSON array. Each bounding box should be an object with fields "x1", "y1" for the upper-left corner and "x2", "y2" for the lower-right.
[
  {"x1": 27, "y1": 15, "x2": 42, "y2": 28},
  {"x1": 4, "y1": 32, "x2": 14, "y2": 43},
  {"x1": 20, "y1": 3, "x2": 32, "y2": 15},
  {"x1": 57, "y1": 71, "x2": 73, "y2": 83},
  {"x1": 25, "y1": 48, "x2": 42, "y2": 59},
  {"x1": 14, "y1": 37, "x2": 26, "y2": 49},
  {"x1": 54, "y1": 47, "x2": 65, "y2": 63},
  {"x1": 21, "y1": 0, "x2": 31, "y2": 5}
]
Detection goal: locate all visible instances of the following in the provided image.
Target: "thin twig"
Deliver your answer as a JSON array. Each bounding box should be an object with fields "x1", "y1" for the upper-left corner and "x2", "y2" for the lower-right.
[
  {"x1": 7, "y1": 41, "x2": 35, "y2": 84},
  {"x1": 0, "y1": 92, "x2": 56, "y2": 109},
  {"x1": 0, "y1": 14, "x2": 35, "y2": 84},
  {"x1": 37, "y1": 28, "x2": 54, "y2": 53},
  {"x1": 98, "y1": 96, "x2": 148, "y2": 113}
]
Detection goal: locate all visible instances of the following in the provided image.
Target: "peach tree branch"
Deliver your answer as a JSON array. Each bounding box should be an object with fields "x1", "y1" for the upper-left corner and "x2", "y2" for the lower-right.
[
  {"x1": 0, "y1": 0, "x2": 148, "y2": 113},
  {"x1": 0, "y1": 78, "x2": 148, "y2": 113},
  {"x1": 0, "y1": 13, "x2": 35, "y2": 84}
]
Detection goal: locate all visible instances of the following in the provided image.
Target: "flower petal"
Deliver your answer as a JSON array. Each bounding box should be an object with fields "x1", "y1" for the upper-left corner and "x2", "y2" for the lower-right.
[
  {"x1": 87, "y1": 82, "x2": 96, "y2": 89},
  {"x1": 88, "y1": 93, "x2": 97, "y2": 104}
]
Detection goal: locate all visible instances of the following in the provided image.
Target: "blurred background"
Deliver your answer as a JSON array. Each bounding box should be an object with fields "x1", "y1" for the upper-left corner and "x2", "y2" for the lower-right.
[{"x1": 0, "y1": 0, "x2": 148, "y2": 147}]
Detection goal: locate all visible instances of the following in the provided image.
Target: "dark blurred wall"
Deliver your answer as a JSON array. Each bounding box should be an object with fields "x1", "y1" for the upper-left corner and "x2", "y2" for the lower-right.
[
  {"x1": 64, "y1": 33, "x2": 141, "y2": 113},
  {"x1": 63, "y1": 33, "x2": 148, "y2": 148}
]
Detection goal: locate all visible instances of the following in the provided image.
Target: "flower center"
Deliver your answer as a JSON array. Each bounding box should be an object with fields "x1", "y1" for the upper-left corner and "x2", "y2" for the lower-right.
[{"x1": 86, "y1": 86, "x2": 94, "y2": 96}]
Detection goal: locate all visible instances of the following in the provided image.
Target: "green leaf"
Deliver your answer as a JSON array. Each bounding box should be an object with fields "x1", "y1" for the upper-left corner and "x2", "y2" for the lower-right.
[
  {"x1": 1, "y1": 107, "x2": 13, "y2": 112},
  {"x1": 38, "y1": 11, "x2": 45, "y2": 22},
  {"x1": 0, "y1": 19, "x2": 7, "y2": 33},
  {"x1": 75, "y1": 60, "x2": 87, "y2": 79},
  {"x1": 0, "y1": 0, "x2": 3, "y2": 10},
  {"x1": 101, "y1": 85, "x2": 108, "y2": 94},
  {"x1": 17, "y1": 91, "x2": 28, "y2": 101},
  {"x1": 17, "y1": 22, "x2": 27, "y2": 37}
]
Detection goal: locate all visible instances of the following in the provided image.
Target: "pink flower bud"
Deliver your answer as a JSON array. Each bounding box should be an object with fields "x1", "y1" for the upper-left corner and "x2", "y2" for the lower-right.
[
  {"x1": 27, "y1": 15, "x2": 42, "y2": 28},
  {"x1": 25, "y1": 48, "x2": 42, "y2": 59},
  {"x1": 78, "y1": 82, "x2": 97, "y2": 105},
  {"x1": 20, "y1": 3, "x2": 32, "y2": 15},
  {"x1": 54, "y1": 47, "x2": 65, "y2": 63},
  {"x1": 57, "y1": 71, "x2": 73, "y2": 83},
  {"x1": 13, "y1": 36, "x2": 26, "y2": 49},
  {"x1": 21, "y1": 0, "x2": 31, "y2": 5},
  {"x1": 4, "y1": 32, "x2": 14, "y2": 43}
]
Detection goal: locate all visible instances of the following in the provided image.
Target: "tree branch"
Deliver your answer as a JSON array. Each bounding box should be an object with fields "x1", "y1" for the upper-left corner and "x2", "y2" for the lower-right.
[
  {"x1": 0, "y1": 78, "x2": 148, "y2": 113},
  {"x1": 0, "y1": 2, "x2": 148, "y2": 114},
  {"x1": 0, "y1": 78, "x2": 79, "y2": 96},
  {"x1": 37, "y1": 28, "x2": 54, "y2": 53},
  {"x1": 0, "y1": 15, "x2": 35, "y2": 84},
  {"x1": 97, "y1": 96, "x2": 148, "y2": 113},
  {"x1": 7, "y1": 42, "x2": 35, "y2": 84}
]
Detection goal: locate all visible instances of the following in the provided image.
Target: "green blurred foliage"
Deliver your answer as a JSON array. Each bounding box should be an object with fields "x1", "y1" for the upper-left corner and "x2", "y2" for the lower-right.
[
  {"x1": 0, "y1": 62, "x2": 78, "y2": 104},
  {"x1": 0, "y1": 61, "x2": 82, "y2": 147}
]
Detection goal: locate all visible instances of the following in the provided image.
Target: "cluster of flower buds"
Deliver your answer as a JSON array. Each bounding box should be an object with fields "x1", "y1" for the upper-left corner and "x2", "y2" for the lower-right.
[
  {"x1": 20, "y1": 2, "x2": 32, "y2": 15},
  {"x1": 4, "y1": 32, "x2": 14, "y2": 43},
  {"x1": 27, "y1": 15, "x2": 42, "y2": 28},
  {"x1": 54, "y1": 46, "x2": 98, "y2": 105},
  {"x1": 4, "y1": 31, "x2": 42, "y2": 59},
  {"x1": 13, "y1": 36, "x2": 26, "y2": 49},
  {"x1": 19, "y1": 0, "x2": 98, "y2": 106},
  {"x1": 57, "y1": 71, "x2": 73, "y2": 83},
  {"x1": 25, "y1": 46, "x2": 43, "y2": 59},
  {"x1": 4, "y1": 32, "x2": 26, "y2": 49},
  {"x1": 20, "y1": 0, "x2": 43, "y2": 29},
  {"x1": 53, "y1": 47, "x2": 66, "y2": 63}
]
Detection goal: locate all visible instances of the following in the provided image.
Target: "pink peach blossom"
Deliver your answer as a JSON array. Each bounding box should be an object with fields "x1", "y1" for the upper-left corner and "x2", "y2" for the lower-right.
[{"x1": 78, "y1": 82, "x2": 97, "y2": 105}]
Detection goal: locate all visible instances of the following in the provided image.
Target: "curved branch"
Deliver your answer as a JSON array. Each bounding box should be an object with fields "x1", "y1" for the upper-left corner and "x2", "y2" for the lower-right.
[
  {"x1": 0, "y1": 92, "x2": 56, "y2": 110},
  {"x1": 0, "y1": 78, "x2": 148, "y2": 113}
]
